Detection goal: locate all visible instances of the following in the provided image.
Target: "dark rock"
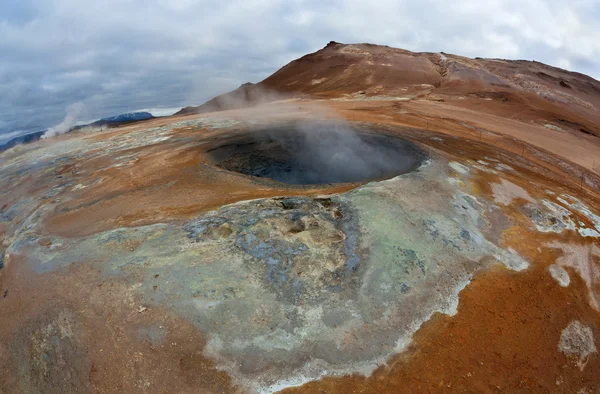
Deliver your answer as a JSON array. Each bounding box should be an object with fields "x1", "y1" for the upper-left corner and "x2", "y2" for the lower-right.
[{"x1": 560, "y1": 80, "x2": 571, "y2": 88}]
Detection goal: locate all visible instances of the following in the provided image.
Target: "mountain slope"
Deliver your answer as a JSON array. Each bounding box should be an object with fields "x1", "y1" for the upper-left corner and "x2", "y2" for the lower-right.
[{"x1": 177, "y1": 41, "x2": 600, "y2": 137}]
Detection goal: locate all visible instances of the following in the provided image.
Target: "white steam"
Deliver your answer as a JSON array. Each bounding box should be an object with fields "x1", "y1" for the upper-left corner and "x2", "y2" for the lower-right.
[
  {"x1": 42, "y1": 102, "x2": 86, "y2": 139},
  {"x1": 204, "y1": 86, "x2": 425, "y2": 185}
]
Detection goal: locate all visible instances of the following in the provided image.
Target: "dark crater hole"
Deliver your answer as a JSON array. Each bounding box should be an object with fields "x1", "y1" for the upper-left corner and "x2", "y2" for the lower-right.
[{"x1": 208, "y1": 123, "x2": 427, "y2": 185}]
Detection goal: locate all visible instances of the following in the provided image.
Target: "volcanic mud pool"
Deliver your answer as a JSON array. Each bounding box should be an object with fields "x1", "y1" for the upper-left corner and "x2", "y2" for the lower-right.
[{"x1": 208, "y1": 123, "x2": 427, "y2": 185}]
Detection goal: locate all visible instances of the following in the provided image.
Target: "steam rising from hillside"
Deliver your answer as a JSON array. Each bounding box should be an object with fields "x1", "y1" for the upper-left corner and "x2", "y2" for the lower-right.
[{"x1": 42, "y1": 102, "x2": 85, "y2": 139}]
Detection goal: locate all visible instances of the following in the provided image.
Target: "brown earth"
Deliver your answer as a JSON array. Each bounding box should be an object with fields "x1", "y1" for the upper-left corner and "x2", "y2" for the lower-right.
[
  {"x1": 283, "y1": 163, "x2": 600, "y2": 394},
  {"x1": 177, "y1": 42, "x2": 600, "y2": 140},
  {"x1": 0, "y1": 255, "x2": 241, "y2": 394},
  {"x1": 1, "y1": 41, "x2": 600, "y2": 393},
  {"x1": 283, "y1": 262, "x2": 600, "y2": 394}
]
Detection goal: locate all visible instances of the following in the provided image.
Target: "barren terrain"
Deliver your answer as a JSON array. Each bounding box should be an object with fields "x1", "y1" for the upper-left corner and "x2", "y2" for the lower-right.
[{"x1": 0, "y1": 42, "x2": 599, "y2": 393}]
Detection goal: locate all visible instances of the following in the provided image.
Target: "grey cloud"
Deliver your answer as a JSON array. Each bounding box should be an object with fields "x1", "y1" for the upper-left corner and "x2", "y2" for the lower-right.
[{"x1": 0, "y1": 0, "x2": 598, "y2": 143}]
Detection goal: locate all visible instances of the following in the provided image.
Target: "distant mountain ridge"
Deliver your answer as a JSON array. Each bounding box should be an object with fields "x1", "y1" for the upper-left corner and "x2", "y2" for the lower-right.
[
  {"x1": 0, "y1": 131, "x2": 46, "y2": 152},
  {"x1": 75, "y1": 111, "x2": 154, "y2": 129},
  {"x1": 1, "y1": 112, "x2": 155, "y2": 152}
]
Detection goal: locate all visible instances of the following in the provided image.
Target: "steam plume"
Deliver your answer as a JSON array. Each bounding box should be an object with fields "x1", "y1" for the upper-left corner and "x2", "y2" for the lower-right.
[{"x1": 42, "y1": 102, "x2": 85, "y2": 139}]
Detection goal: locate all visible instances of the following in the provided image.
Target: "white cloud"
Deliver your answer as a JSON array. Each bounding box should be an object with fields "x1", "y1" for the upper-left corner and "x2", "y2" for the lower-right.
[{"x1": 0, "y1": 0, "x2": 598, "y2": 137}]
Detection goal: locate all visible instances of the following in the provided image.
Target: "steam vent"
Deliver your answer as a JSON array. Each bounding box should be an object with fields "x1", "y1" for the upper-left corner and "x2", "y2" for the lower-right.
[
  {"x1": 208, "y1": 123, "x2": 427, "y2": 184},
  {"x1": 1, "y1": 42, "x2": 600, "y2": 393}
]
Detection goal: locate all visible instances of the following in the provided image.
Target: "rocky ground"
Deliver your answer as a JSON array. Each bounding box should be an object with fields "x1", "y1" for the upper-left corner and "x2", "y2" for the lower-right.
[{"x1": 1, "y1": 42, "x2": 600, "y2": 393}]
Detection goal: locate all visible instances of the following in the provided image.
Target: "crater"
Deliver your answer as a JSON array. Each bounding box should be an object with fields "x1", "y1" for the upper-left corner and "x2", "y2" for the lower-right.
[{"x1": 208, "y1": 122, "x2": 427, "y2": 185}]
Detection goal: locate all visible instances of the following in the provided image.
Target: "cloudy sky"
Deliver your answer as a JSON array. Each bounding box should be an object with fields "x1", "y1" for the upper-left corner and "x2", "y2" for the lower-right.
[{"x1": 1, "y1": 0, "x2": 599, "y2": 142}]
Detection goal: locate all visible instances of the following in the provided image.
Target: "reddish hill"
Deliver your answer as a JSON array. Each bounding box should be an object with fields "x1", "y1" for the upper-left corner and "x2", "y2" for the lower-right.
[{"x1": 176, "y1": 41, "x2": 600, "y2": 137}]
